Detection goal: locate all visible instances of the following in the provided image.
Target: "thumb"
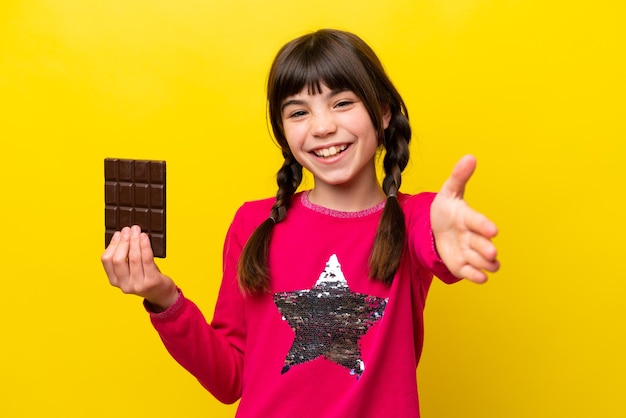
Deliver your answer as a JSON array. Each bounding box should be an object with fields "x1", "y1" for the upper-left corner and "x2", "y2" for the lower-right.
[{"x1": 439, "y1": 155, "x2": 477, "y2": 199}]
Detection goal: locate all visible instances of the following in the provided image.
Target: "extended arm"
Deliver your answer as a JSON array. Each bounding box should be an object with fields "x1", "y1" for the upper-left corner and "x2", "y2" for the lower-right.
[{"x1": 430, "y1": 155, "x2": 500, "y2": 283}]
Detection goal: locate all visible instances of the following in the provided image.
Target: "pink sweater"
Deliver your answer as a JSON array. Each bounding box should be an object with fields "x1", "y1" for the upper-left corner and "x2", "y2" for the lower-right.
[{"x1": 149, "y1": 191, "x2": 459, "y2": 417}]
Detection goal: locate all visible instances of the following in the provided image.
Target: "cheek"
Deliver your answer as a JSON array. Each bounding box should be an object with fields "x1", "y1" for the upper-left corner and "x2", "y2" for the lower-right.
[{"x1": 283, "y1": 126, "x2": 305, "y2": 149}]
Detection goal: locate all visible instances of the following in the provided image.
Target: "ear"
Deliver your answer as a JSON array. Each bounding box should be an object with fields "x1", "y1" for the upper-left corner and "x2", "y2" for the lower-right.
[{"x1": 382, "y1": 104, "x2": 392, "y2": 129}]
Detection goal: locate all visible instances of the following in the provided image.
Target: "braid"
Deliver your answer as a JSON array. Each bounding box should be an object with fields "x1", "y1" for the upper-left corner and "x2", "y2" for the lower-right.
[
  {"x1": 369, "y1": 111, "x2": 411, "y2": 284},
  {"x1": 238, "y1": 153, "x2": 302, "y2": 294},
  {"x1": 271, "y1": 151, "x2": 303, "y2": 221}
]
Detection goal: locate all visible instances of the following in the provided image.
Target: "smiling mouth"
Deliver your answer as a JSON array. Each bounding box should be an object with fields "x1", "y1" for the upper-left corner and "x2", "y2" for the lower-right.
[{"x1": 312, "y1": 144, "x2": 349, "y2": 158}]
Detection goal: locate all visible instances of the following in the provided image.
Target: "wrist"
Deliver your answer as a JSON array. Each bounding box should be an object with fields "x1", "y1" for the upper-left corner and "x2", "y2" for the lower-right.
[{"x1": 145, "y1": 284, "x2": 179, "y2": 313}]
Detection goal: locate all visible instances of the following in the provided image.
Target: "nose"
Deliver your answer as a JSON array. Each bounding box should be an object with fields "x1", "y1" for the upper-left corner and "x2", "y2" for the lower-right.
[{"x1": 310, "y1": 110, "x2": 337, "y2": 138}]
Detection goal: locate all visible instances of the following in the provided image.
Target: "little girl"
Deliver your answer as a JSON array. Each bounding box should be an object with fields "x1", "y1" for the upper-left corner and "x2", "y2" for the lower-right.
[{"x1": 102, "y1": 29, "x2": 499, "y2": 417}]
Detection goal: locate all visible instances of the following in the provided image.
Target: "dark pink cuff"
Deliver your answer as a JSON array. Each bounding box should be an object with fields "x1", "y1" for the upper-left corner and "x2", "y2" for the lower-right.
[
  {"x1": 143, "y1": 288, "x2": 185, "y2": 320},
  {"x1": 429, "y1": 229, "x2": 463, "y2": 284}
]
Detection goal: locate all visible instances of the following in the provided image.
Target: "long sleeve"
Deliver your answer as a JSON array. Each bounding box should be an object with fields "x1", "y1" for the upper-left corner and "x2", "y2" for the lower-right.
[
  {"x1": 147, "y1": 203, "x2": 265, "y2": 404},
  {"x1": 148, "y1": 291, "x2": 244, "y2": 404}
]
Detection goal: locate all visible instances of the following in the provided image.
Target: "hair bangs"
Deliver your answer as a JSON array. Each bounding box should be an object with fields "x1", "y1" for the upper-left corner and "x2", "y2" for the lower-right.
[{"x1": 272, "y1": 45, "x2": 363, "y2": 106}]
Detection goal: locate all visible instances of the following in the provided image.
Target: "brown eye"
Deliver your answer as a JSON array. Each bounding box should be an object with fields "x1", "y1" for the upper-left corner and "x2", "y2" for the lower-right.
[
  {"x1": 289, "y1": 110, "x2": 308, "y2": 118},
  {"x1": 335, "y1": 100, "x2": 353, "y2": 108}
]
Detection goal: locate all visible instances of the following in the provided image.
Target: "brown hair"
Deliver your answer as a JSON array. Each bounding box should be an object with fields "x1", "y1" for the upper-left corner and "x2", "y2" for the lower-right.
[{"x1": 238, "y1": 29, "x2": 411, "y2": 294}]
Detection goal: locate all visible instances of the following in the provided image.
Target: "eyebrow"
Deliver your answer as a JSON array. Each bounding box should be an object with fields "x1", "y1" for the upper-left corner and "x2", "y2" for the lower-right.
[{"x1": 281, "y1": 87, "x2": 350, "y2": 113}]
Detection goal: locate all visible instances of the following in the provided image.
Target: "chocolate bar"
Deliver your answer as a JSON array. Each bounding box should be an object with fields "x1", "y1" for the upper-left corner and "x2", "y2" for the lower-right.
[{"x1": 104, "y1": 158, "x2": 166, "y2": 257}]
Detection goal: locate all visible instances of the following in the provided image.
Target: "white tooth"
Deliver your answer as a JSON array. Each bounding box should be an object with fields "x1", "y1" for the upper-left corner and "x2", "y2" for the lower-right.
[
  {"x1": 322, "y1": 149, "x2": 330, "y2": 157},
  {"x1": 329, "y1": 146, "x2": 337, "y2": 156}
]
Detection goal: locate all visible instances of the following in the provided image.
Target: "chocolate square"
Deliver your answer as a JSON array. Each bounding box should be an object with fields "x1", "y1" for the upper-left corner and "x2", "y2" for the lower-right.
[{"x1": 104, "y1": 158, "x2": 166, "y2": 257}]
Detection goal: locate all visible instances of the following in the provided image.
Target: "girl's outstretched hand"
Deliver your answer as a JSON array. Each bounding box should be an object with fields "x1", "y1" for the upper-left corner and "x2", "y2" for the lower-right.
[
  {"x1": 431, "y1": 155, "x2": 500, "y2": 283},
  {"x1": 101, "y1": 225, "x2": 179, "y2": 311}
]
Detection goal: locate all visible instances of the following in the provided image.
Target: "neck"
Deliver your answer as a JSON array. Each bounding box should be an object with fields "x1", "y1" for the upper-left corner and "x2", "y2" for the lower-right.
[{"x1": 308, "y1": 179, "x2": 386, "y2": 212}]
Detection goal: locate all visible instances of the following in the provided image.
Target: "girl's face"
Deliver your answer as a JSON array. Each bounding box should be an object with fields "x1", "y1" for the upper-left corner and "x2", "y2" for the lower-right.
[{"x1": 281, "y1": 84, "x2": 390, "y2": 195}]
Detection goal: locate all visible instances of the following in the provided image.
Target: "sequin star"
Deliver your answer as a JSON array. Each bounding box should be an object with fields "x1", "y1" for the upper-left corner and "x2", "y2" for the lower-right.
[{"x1": 274, "y1": 254, "x2": 387, "y2": 378}]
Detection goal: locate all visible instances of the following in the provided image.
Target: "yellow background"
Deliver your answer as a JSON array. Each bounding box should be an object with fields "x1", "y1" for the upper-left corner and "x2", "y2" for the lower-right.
[{"x1": 1, "y1": 0, "x2": 624, "y2": 417}]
